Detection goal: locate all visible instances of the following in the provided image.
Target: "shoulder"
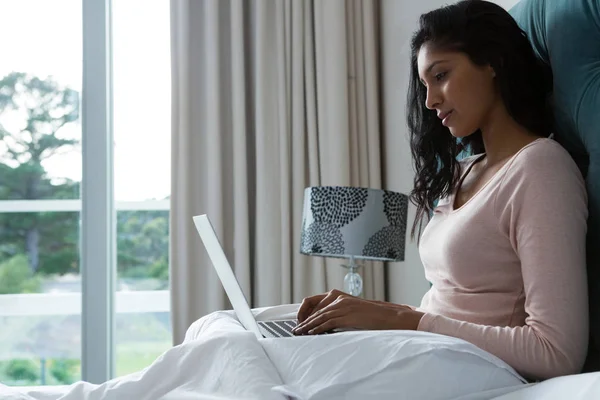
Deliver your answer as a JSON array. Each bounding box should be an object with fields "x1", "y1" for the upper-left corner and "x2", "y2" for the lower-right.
[
  {"x1": 512, "y1": 138, "x2": 577, "y2": 167},
  {"x1": 494, "y1": 138, "x2": 587, "y2": 217},
  {"x1": 494, "y1": 138, "x2": 588, "y2": 260},
  {"x1": 501, "y1": 138, "x2": 584, "y2": 186}
]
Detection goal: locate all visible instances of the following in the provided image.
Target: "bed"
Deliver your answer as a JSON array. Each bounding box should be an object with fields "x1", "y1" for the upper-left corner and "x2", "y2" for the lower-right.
[{"x1": 2, "y1": 0, "x2": 599, "y2": 398}]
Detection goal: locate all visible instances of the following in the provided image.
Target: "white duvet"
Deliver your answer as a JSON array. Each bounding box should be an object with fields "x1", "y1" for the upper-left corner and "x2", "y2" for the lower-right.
[{"x1": 2, "y1": 304, "x2": 599, "y2": 400}]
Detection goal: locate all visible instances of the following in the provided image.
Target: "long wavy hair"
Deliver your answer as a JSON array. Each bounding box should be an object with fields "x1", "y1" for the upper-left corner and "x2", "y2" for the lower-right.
[{"x1": 407, "y1": 0, "x2": 553, "y2": 243}]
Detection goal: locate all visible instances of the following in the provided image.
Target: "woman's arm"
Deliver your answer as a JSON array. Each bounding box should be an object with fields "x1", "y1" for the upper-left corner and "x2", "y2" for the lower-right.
[
  {"x1": 418, "y1": 143, "x2": 589, "y2": 381},
  {"x1": 369, "y1": 300, "x2": 416, "y2": 310},
  {"x1": 293, "y1": 291, "x2": 423, "y2": 334}
]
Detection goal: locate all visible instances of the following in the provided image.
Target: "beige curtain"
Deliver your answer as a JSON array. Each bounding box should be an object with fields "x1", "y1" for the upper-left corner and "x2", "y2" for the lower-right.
[{"x1": 170, "y1": 0, "x2": 385, "y2": 344}]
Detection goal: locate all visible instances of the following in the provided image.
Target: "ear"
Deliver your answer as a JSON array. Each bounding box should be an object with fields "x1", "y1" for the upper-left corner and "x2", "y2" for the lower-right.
[{"x1": 491, "y1": 57, "x2": 505, "y2": 78}]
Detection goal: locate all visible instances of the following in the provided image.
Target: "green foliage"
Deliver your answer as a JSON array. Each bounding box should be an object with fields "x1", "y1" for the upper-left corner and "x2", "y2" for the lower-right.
[
  {"x1": 0, "y1": 254, "x2": 42, "y2": 294},
  {"x1": 149, "y1": 256, "x2": 169, "y2": 282},
  {"x1": 49, "y1": 359, "x2": 79, "y2": 384},
  {"x1": 4, "y1": 359, "x2": 39, "y2": 383},
  {"x1": 0, "y1": 358, "x2": 81, "y2": 386},
  {"x1": 0, "y1": 72, "x2": 79, "y2": 194},
  {"x1": 0, "y1": 71, "x2": 172, "y2": 386},
  {"x1": 0, "y1": 72, "x2": 169, "y2": 287},
  {"x1": 0, "y1": 72, "x2": 80, "y2": 275},
  {"x1": 117, "y1": 210, "x2": 169, "y2": 287}
]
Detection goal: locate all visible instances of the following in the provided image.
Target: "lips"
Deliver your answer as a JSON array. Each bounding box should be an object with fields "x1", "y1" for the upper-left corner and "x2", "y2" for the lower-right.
[
  {"x1": 438, "y1": 110, "x2": 453, "y2": 126},
  {"x1": 437, "y1": 110, "x2": 452, "y2": 120}
]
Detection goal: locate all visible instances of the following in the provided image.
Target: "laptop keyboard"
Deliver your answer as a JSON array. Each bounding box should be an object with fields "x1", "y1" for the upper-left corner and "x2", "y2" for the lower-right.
[
  {"x1": 258, "y1": 320, "x2": 334, "y2": 337},
  {"x1": 258, "y1": 320, "x2": 297, "y2": 337}
]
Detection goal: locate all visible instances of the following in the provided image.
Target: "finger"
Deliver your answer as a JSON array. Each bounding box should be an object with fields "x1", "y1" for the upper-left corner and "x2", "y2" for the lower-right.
[
  {"x1": 295, "y1": 309, "x2": 345, "y2": 334},
  {"x1": 297, "y1": 294, "x2": 325, "y2": 323},
  {"x1": 295, "y1": 297, "x2": 350, "y2": 333},
  {"x1": 303, "y1": 294, "x2": 352, "y2": 324},
  {"x1": 308, "y1": 317, "x2": 348, "y2": 335},
  {"x1": 305, "y1": 290, "x2": 346, "y2": 321},
  {"x1": 297, "y1": 290, "x2": 348, "y2": 324}
]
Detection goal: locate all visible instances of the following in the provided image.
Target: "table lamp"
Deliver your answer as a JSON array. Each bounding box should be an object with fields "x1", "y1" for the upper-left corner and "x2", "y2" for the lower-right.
[{"x1": 299, "y1": 186, "x2": 408, "y2": 296}]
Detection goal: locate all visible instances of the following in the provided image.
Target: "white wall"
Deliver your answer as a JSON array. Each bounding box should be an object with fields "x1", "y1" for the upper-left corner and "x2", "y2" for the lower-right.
[
  {"x1": 380, "y1": 0, "x2": 520, "y2": 306},
  {"x1": 497, "y1": 0, "x2": 521, "y2": 9}
]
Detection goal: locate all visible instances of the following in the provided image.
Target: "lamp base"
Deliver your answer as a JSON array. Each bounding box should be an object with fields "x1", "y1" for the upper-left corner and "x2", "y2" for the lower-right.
[
  {"x1": 344, "y1": 270, "x2": 363, "y2": 297},
  {"x1": 342, "y1": 257, "x2": 363, "y2": 296}
]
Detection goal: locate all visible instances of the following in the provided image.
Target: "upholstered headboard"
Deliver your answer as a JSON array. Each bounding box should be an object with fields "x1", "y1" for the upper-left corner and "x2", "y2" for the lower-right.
[{"x1": 508, "y1": 0, "x2": 600, "y2": 372}]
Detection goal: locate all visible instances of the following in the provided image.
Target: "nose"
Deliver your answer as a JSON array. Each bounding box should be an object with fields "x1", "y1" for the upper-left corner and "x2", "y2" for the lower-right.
[{"x1": 425, "y1": 86, "x2": 442, "y2": 110}]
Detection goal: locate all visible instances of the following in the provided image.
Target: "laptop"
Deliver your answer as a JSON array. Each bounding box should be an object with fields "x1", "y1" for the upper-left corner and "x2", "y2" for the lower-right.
[{"x1": 193, "y1": 214, "x2": 299, "y2": 339}]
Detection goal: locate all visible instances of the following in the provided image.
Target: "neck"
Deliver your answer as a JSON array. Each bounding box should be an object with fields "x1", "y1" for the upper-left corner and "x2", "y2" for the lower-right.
[{"x1": 478, "y1": 102, "x2": 544, "y2": 166}]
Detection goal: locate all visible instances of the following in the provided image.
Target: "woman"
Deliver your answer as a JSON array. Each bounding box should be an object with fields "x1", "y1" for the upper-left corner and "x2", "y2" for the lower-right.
[{"x1": 292, "y1": 0, "x2": 589, "y2": 382}]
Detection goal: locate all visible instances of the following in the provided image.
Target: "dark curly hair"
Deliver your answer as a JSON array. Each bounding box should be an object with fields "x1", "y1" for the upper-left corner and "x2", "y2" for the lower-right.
[{"x1": 407, "y1": 0, "x2": 553, "y2": 243}]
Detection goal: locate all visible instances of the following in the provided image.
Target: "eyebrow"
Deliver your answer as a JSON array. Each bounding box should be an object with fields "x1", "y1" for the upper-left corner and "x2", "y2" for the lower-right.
[{"x1": 419, "y1": 60, "x2": 450, "y2": 83}]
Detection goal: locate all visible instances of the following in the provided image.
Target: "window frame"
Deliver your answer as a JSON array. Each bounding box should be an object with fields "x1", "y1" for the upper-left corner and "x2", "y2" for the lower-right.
[
  {"x1": 81, "y1": 0, "x2": 115, "y2": 383},
  {"x1": 0, "y1": 0, "x2": 171, "y2": 385}
]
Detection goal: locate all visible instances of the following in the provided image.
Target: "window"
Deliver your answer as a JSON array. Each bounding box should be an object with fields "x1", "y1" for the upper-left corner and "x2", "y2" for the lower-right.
[
  {"x1": 0, "y1": 0, "x2": 83, "y2": 385},
  {"x1": 112, "y1": 0, "x2": 172, "y2": 377},
  {"x1": 0, "y1": 0, "x2": 171, "y2": 385}
]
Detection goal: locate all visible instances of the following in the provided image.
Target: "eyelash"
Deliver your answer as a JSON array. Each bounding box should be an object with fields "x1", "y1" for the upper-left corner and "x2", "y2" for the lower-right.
[
  {"x1": 435, "y1": 72, "x2": 447, "y2": 81},
  {"x1": 420, "y1": 71, "x2": 448, "y2": 87}
]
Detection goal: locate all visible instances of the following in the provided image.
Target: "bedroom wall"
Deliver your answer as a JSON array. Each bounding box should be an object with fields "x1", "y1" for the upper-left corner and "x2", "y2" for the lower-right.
[{"x1": 380, "y1": 0, "x2": 520, "y2": 306}]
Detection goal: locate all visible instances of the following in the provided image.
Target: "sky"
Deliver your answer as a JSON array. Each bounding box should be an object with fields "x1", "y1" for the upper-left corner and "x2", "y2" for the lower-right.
[{"x1": 0, "y1": 0, "x2": 171, "y2": 201}]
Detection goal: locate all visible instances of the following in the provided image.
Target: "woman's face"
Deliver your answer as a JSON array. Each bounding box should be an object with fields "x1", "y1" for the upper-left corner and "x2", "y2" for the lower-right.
[{"x1": 417, "y1": 42, "x2": 499, "y2": 138}]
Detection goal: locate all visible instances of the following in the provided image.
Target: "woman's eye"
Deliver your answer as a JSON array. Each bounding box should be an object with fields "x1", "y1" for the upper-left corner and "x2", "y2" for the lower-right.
[{"x1": 435, "y1": 72, "x2": 447, "y2": 81}]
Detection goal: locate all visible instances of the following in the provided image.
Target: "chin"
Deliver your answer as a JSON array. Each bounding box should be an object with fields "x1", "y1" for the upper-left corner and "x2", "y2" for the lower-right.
[
  {"x1": 448, "y1": 126, "x2": 478, "y2": 139},
  {"x1": 448, "y1": 129, "x2": 470, "y2": 138}
]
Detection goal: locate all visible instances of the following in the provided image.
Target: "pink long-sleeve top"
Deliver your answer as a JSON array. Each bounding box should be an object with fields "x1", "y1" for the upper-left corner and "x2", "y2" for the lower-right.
[{"x1": 416, "y1": 138, "x2": 589, "y2": 381}]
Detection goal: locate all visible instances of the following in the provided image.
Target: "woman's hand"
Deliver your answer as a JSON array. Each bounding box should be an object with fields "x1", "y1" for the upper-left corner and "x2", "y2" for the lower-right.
[{"x1": 293, "y1": 289, "x2": 424, "y2": 335}]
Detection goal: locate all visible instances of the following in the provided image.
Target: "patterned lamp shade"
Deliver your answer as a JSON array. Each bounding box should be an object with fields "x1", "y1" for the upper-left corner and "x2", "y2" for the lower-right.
[{"x1": 300, "y1": 186, "x2": 408, "y2": 262}]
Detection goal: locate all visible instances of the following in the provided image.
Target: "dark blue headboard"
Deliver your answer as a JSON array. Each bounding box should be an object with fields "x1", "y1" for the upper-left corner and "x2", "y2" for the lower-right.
[{"x1": 509, "y1": 0, "x2": 600, "y2": 372}]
